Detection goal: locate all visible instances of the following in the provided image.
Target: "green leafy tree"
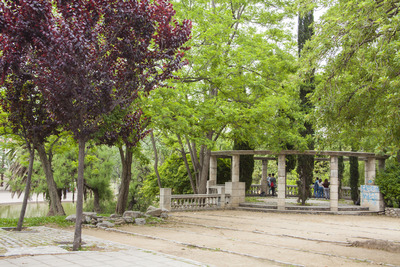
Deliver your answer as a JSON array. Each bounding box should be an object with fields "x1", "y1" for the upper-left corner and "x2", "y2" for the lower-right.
[
  {"x1": 301, "y1": 0, "x2": 400, "y2": 156},
  {"x1": 148, "y1": 0, "x2": 301, "y2": 193},
  {"x1": 97, "y1": 107, "x2": 150, "y2": 214}
]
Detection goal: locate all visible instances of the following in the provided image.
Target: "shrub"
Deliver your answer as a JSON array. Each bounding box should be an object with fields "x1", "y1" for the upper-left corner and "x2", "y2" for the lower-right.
[
  {"x1": 375, "y1": 161, "x2": 400, "y2": 208},
  {"x1": 141, "y1": 153, "x2": 194, "y2": 200}
]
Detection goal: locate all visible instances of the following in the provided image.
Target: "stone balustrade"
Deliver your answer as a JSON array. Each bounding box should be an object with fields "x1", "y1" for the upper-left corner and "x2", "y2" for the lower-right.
[
  {"x1": 160, "y1": 189, "x2": 231, "y2": 211},
  {"x1": 246, "y1": 184, "x2": 352, "y2": 200}
]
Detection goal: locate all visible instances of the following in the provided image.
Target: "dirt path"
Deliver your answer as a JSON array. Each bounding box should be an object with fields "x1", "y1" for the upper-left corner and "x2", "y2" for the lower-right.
[{"x1": 82, "y1": 210, "x2": 400, "y2": 267}]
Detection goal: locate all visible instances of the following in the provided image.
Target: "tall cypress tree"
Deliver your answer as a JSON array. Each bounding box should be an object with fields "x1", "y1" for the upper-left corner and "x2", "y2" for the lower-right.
[
  {"x1": 349, "y1": 156, "x2": 359, "y2": 204},
  {"x1": 297, "y1": 8, "x2": 315, "y2": 204},
  {"x1": 338, "y1": 156, "x2": 345, "y2": 198},
  {"x1": 233, "y1": 140, "x2": 254, "y2": 191}
]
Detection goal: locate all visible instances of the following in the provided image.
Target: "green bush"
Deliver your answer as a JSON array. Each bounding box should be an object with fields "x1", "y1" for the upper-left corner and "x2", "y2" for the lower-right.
[
  {"x1": 375, "y1": 161, "x2": 400, "y2": 208},
  {"x1": 141, "y1": 153, "x2": 194, "y2": 200},
  {"x1": 217, "y1": 158, "x2": 231, "y2": 185}
]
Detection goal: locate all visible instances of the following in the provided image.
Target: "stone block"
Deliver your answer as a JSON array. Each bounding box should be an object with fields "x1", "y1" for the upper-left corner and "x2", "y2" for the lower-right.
[
  {"x1": 123, "y1": 210, "x2": 143, "y2": 218},
  {"x1": 146, "y1": 207, "x2": 163, "y2": 217},
  {"x1": 360, "y1": 185, "x2": 384, "y2": 212},
  {"x1": 135, "y1": 218, "x2": 146, "y2": 225},
  {"x1": 97, "y1": 221, "x2": 114, "y2": 228},
  {"x1": 123, "y1": 217, "x2": 134, "y2": 223}
]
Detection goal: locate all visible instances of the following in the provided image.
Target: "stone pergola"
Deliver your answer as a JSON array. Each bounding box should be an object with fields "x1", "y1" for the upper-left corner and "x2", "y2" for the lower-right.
[{"x1": 208, "y1": 150, "x2": 387, "y2": 212}]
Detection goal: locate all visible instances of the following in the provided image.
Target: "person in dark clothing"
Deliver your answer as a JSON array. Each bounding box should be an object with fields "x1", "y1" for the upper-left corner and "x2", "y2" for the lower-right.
[
  {"x1": 322, "y1": 179, "x2": 330, "y2": 199},
  {"x1": 270, "y1": 173, "x2": 277, "y2": 196}
]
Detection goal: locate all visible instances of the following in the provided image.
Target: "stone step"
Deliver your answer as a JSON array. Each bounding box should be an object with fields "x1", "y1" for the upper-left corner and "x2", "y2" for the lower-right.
[
  {"x1": 239, "y1": 202, "x2": 369, "y2": 212},
  {"x1": 237, "y1": 206, "x2": 378, "y2": 216}
]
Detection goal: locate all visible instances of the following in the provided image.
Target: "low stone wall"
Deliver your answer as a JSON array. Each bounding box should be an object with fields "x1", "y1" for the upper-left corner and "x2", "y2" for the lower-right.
[{"x1": 385, "y1": 207, "x2": 400, "y2": 217}]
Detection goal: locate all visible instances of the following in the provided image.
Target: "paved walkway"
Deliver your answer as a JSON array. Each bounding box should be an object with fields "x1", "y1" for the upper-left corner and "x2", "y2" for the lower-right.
[{"x1": 0, "y1": 226, "x2": 209, "y2": 266}]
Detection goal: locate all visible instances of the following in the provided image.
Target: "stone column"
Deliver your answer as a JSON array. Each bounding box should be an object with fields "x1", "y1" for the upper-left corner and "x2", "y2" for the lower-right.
[
  {"x1": 361, "y1": 157, "x2": 384, "y2": 212},
  {"x1": 277, "y1": 155, "x2": 286, "y2": 211},
  {"x1": 261, "y1": 160, "x2": 268, "y2": 194},
  {"x1": 365, "y1": 157, "x2": 376, "y2": 185},
  {"x1": 220, "y1": 187, "x2": 226, "y2": 208},
  {"x1": 207, "y1": 155, "x2": 218, "y2": 193},
  {"x1": 225, "y1": 155, "x2": 245, "y2": 207},
  {"x1": 232, "y1": 155, "x2": 240, "y2": 182},
  {"x1": 330, "y1": 156, "x2": 339, "y2": 212},
  {"x1": 160, "y1": 188, "x2": 171, "y2": 211}
]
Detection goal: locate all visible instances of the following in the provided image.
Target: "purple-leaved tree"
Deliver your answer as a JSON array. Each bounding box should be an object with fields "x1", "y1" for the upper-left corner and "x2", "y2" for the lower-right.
[{"x1": 1, "y1": 0, "x2": 191, "y2": 250}]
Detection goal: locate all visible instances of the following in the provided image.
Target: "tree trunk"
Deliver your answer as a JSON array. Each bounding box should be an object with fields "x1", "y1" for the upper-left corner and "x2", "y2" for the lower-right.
[
  {"x1": 16, "y1": 146, "x2": 34, "y2": 231},
  {"x1": 297, "y1": 154, "x2": 314, "y2": 205},
  {"x1": 150, "y1": 132, "x2": 162, "y2": 189},
  {"x1": 115, "y1": 146, "x2": 133, "y2": 215},
  {"x1": 197, "y1": 145, "x2": 211, "y2": 194},
  {"x1": 72, "y1": 138, "x2": 86, "y2": 251},
  {"x1": 93, "y1": 188, "x2": 101, "y2": 213},
  {"x1": 177, "y1": 134, "x2": 197, "y2": 193},
  {"x1": 36, "y1": 143, "x2": 65, "y2": 216},
  {"x1": 186, "y1": 138, "x2": 201, "y2": 184}
]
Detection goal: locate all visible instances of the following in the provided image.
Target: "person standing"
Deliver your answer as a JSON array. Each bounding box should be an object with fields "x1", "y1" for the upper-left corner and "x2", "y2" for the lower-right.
[
  {"x1": 270, "y1": 173, "x2": 277, "y2": 196},
  {"x1": 314, "y1": 178, "x2": 319, "y2": 198},
  {"x1": 267, "y1": 174, "x2": 271, "y2": 195},
  {"x1": 322, "y1": 179, "x2": 330, "y2": 199},
  {"x1": 318, "y1": 178, "x2": 324, "y2": 199}
]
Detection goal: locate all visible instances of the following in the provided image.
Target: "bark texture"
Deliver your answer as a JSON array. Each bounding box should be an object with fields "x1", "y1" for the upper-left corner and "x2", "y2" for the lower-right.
[
  {"x1": 72, "y1": 138, "x2": 85, "y2": 251},
  {"x1": 36, "y1": 143, "x2": 65, "y2": 216},
  {"x1": 115, "y1": 146, "x2": 133, "y2": 215},
  {"x1": 17, "y1": 147, "x2": 34, "y2": 231}
]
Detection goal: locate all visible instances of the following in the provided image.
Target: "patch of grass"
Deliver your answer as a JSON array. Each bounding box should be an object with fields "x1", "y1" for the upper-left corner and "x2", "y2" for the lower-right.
[
  {"x1": 146, "y1": 216, "x2": 164, "y2": 224},
  {"x1": 245, "y1": 197, "x2": 264, "y2": 203},
  {"x1": 0, "y1": 216, "x2": 74, "y2": 228}
]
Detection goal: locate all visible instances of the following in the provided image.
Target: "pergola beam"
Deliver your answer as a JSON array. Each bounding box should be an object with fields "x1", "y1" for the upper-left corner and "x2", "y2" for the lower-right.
[{"x1": 211, "y1": 150, "x2": 383, "y2": 157}]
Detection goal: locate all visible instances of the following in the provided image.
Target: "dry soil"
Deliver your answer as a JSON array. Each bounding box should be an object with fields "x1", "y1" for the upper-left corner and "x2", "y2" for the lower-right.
[{"x1": 82, "y1": 210, "x2": 400, "y2": 267}]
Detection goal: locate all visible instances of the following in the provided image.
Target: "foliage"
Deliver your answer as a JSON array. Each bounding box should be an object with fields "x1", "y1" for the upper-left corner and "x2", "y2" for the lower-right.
[
  {"x1": 1, "y1": 0, "x2": 191, "y2": 249},
  {"x1": 303, "y1": 0, "x2": 400, "y2": 154},
  {"x1": 338, "y1": 156, "x2": 344, "y2": 191},
  {"x1": 296, "y1": 6, "x2": 315, "y2": 205},
  {"x1": 376, "y1": 161, "x2": 400, "y2": 208},
  {"x1": 146, "y1": 0, "x2": 302, "y2": 193},
  {"x1": 349, "y1": 156, "x2": 359, "y2": 204},
  {"x1": 127, "y1": 178, "x2": 154, "y2": 212},
  {"x1": 217, "y1": 158, "x2": 231, "y2": 185},
  {"x1": 141, "y1": 153, "x2": 194, "y2": 199},
  {"x1": 84, "y1": 199, "x2": 117, "y2": 214},
  {"x1": 313, "y1": 160, "x2": 330, "y2": 181}
]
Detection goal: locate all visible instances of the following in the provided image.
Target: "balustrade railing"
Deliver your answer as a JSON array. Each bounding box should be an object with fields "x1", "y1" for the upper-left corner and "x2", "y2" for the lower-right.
[
  {"x1": 246, "y1": 184, "x2": 352, "y2": 200},
  {"x1": 170, "y1": 194, "x2": 230, "y2": 211}
]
